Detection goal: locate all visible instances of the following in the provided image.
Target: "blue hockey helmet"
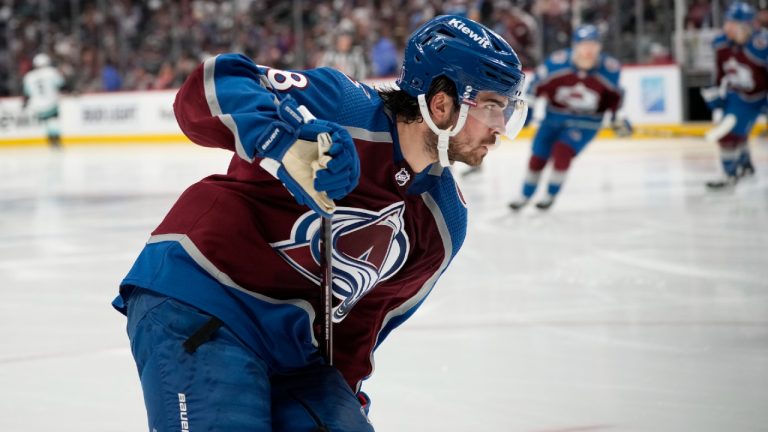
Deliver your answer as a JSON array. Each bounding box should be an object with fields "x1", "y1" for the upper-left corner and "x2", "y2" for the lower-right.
[
  {"x1": 572, "y1": 24, "x2": 601, "y2": 44},
  {"x1": 398, "y1": 15, "x2": 525, "y2": 103},
  {"x1": 725, "y1": 2, "x2": 756, "y2": 22},
  {"x1": 397, "y1": 15, "x2": 528, "y2": 166}
]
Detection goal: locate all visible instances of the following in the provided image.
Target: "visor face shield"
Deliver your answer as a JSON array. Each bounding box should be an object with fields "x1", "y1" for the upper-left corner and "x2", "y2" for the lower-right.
[
  {"x1": 467, "y1": 94, "x2": 527, "y2": 145},
  {"x1": 724, "y1": 21, "x2": 752, "y2": 43},
  {"x1": 573, "y1": 40, "x2": 602, "y2": 69}
]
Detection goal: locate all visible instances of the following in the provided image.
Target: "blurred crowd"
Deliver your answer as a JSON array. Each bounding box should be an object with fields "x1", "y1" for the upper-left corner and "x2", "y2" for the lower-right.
[
  {"x1": 2, "y1": 0, "x2": 476, "y2": 96},
  {"x1": 0, "y1": 0, "x2": 719, "y2": 97}
]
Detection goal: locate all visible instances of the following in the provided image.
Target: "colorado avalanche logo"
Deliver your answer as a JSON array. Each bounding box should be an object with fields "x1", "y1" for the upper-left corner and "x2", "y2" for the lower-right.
[
  {"x1": 554, "y1": 82, "x2": 600, "y2": 113},
  {"x1": 270, "y1": 203, "x2": 410, "y2": 322},
  {"x1": 723, "y1": 57, "x2": 755, "y2": 91}
]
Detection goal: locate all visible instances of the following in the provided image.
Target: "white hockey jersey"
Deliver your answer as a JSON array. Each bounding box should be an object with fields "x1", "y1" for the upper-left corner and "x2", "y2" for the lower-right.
[{"x1": 23, "y1": 66, "x2": 64, "y2": 115}]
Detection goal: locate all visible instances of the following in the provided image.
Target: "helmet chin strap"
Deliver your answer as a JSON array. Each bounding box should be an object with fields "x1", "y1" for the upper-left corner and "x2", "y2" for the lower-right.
[{"x1": 417, "y1": 94, "x2": 470, "y2": 167}]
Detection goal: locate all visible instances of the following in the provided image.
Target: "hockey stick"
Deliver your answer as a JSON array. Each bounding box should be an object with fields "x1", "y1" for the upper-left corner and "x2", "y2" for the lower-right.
[
  {"x1": 631, "y1": 127, "x2": 706, "y2": 139},
  {"x1": 320, "y1": 213, "x2": 333, "y2": 365},
  {"x1": 635, "y1": 81, "x2": 733, "y2": 140},
  {"x1": 296, "y1": 106, "x2": 335, "y2": 365},
  {"x1": 259, "y1": 72, "x2": 336, "y2": 364},
  {"x1": 634, "y1": 116, "x2": 736, "y2": 140}
]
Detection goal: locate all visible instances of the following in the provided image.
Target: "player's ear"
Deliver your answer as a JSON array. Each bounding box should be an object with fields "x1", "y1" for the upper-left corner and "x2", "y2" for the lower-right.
[{"x1": 428, "y1": 91, "x2": 453, "y2": 124}]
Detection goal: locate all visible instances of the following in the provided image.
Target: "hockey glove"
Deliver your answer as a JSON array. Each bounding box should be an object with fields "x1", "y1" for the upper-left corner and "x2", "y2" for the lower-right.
[
  {"x1": 611, "y1": 117, "x2": 633, "y2": 137},
  {"x1": 700, "y1": 86, "x2": 724, "y2": 112},
  {"x1": 256, "y1": 96, "x2": 360, "y2": 217},
  {"x1": 312, "y1": 127, "x2": 360, "y2": 200}
]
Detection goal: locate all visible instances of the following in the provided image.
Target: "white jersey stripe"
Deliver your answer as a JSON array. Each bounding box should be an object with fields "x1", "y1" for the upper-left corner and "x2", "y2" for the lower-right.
[
  {"x1": 146, "y1": 233, "x2": 318, "y2": 346},
  {"x1": 203, "y1": 56, "x2": 252, "y2": 162},
  {"x1": 345, "y1": 126, "x2": 393, "y2": 143}
]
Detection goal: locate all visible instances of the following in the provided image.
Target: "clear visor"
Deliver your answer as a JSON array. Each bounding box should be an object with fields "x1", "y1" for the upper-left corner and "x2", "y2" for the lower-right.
[
  {"x1": 724, "y1": 21, "x2": 752, "y2": 43},
  {"x1": 467, "y1": 97, "x2": 528, "y2": 145}
]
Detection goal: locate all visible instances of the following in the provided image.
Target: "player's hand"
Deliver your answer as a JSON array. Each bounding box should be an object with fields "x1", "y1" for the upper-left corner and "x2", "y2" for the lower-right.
[
  {"x1": 256, "y1": 96, "x2": 360, "y2": 217},
  {"x1": 611, "y1": 117, "x2": 633, "y2": 137},
  {"x1": 700, "y1": 86, "x2": 724, "y2": 112},
  {"x1": 309, "y1": 120, "x2": 359, "y2": 200}
]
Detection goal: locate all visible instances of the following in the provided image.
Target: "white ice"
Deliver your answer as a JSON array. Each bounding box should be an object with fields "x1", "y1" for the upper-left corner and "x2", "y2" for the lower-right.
[{"x1": 0, "y1": 138, "x2": 766, "y2": 432}]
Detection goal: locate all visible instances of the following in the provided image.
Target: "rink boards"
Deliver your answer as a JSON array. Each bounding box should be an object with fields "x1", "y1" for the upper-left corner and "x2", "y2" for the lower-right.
[{"x1": 1, "y1": 63, "x2": 727, "y2": 147}]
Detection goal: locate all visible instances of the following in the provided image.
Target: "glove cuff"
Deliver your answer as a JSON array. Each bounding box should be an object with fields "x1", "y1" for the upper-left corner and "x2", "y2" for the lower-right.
[
  {"x1": 255, "y1": 96, "x2": 306, "y2": 159},
  {"x1": 254, "y1": 121, "x2": 295, "y2": 160},
  {"x1": 700, "y1": 86, "x2": 723, "y2": 111},
  {"x1": 276, "y1": 95, "x2": 305, "y2": 130}
]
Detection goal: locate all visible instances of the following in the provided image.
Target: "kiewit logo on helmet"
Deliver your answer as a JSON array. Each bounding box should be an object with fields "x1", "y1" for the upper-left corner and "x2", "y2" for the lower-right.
[{"x1": 447, "y1": 18, "x2": 491, "y2": 49}]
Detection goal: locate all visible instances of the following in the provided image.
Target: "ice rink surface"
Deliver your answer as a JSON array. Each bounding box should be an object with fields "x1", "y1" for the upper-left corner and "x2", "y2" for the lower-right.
[{"x1": 0, "y1": 137, "x2": 766, "y2": 432}]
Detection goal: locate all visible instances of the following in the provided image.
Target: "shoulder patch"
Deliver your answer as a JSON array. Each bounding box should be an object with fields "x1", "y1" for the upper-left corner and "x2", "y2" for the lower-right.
[
  {"x1": 752, "y1": 31, "x2": 768, "y2": 50},
  {"x1": 550, "y1": 50, "x2": 568, "y2": 65},
  {"x1": 604, "y1": 56, "x2": 621, "y2": 73}
]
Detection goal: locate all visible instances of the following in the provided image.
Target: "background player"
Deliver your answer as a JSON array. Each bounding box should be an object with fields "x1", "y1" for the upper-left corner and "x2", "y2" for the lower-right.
[
  {"x1": 509, "y1": 24, "x2": 631, "y2": 211},
  {"x1": 22, "y1": 53, "x2": 64, "y2": 148},
  {"x1": 112, "y1": 15, "x2": 527, "y2": 431},
  {"x1": 700, "y1": 1, "x2": 767, "y2": 188}
]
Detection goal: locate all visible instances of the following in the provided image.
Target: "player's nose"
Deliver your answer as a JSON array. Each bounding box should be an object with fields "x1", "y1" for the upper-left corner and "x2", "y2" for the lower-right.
[{"x1": 488, "y1": 119, "x2": 505, "y2": 134}]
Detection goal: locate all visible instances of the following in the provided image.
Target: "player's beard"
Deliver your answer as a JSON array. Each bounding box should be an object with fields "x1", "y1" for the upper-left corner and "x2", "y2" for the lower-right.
[
  {"x1": 422, "y1": 114, "x2": 493, "y2": 167},
  {"x1": 448, "y1": 135, "x2": 494, "y2": 167}
]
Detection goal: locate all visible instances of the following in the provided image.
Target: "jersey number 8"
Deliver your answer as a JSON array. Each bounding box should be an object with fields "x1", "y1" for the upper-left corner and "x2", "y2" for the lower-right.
[{"x1": 266, "y1": 68, "x2": 309, "y2": 91}]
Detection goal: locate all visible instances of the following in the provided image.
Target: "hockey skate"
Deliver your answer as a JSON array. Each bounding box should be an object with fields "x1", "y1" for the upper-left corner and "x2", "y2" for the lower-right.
[
  {"x1": 508, "y1": 198, "x2": 529, "y2": 211},
  {"x1": 737, "y1": 161, "x2": 755, "y2": 178},
  {"x1": 535, "y1": 195, "x2": 556, "y2": 210},
  {"x1": 706, "y1": 175, "x2": 738, "y2": 189}
]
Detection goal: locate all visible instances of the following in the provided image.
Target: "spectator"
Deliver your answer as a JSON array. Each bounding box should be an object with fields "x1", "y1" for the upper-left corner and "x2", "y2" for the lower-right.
[
  {"x1": 318, "y1": 28, "x2": 368, "y2": 80},
  {"x1": 496, "y1": 5, "x2": 539, "y2": 67},
  {"x1": 686, "y1": 0, "x2": 713, "y2": 29},
  {"x1": 102, "y1": 59, "x2": 122, "y2": 91},
  {"x1": 647, "y1": 42, "x2": 674, "y2": 64},
  {"x1": 0, "y1": 0, "x2": 683, "y2": 97},
  {"x1": 370, "y1": 25, "x2": 399, "y2": 77},
  {"x1": 758, "y1": 6, "x2": 768, "y2": 30},
  {"x1": 152, "y1": 61, "x2": 175, "y2": 89}
]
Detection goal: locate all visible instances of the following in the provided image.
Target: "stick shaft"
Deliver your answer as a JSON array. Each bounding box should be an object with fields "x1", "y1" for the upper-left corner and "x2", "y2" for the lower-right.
[
  {"x1": 321, "y1": 216, "x2": 333, "y2": 365},
  {"x1": 293, "y1": 104, "x2": 334, "y2": 363}
]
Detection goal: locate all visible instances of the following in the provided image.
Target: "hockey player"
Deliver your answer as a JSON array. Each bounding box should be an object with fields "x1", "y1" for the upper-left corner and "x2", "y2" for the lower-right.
[
  {"x1": 700, "y1": 1, "x2": 766, "y2": 188},
  {"x1": 509, "y1": 24, "x2": 630, "y2": 211},
  {"x1": 112, "y1": 15, "x2": 527, "y2": 431},
  {"x1": 22, "y1": 53, "x2": 64, "y2": 148}
]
